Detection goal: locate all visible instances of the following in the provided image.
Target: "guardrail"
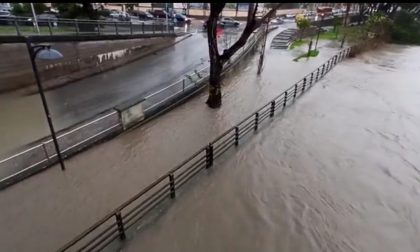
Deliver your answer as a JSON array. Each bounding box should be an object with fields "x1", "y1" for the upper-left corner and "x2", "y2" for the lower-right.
[
  {"x1": 141, "y1": 28, "x2": 264, "y2": 113},
  {"x1": 0, "y1": 16, "x2": 175, "y2": 37},
  {"x1": 0, "y1": 110, "x2": 122, "y2": 189},
  {"x1": 0, "y1": 26, "x2": 263, "y2": 190},
  {"x1": 58, "y1": 46, "x2": 352, "y2": 252}
]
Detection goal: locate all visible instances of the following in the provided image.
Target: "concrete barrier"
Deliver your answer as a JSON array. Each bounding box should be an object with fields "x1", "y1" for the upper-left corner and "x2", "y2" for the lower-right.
[
  {"x1": 0, "y1": 110, "x2": 122, "y2": 189},
  {"x1": 114, "y1": 96, "x2": 146, "y2": 130}
]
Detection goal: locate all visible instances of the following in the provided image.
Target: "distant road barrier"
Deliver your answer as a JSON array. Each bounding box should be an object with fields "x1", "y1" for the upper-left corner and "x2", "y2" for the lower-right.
[
  {"x1": 58, "y1": 46, "x2": 352, "y2": 251},
  {"x1": 0, "y1": 16, "x2": 175, "y2": 37}
]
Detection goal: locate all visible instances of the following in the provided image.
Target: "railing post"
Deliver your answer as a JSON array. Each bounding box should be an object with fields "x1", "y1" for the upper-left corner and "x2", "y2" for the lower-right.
[
  {"x1": 130, "y1": 21, "x2": 133, "y2": 35},
  {"x1": 234, "y1": 127, "x2": 239, "y2": 146},
  {"x1": 169, "y1": 173, "x2": 175, "y2": 199},
  {"x1": 182, "y1": 79, "x2": 185, "y2": 92},
  {"x1": 97, "y1": 21, "x2": 101, "y2": 35},
  {"x1": 153, "y1": 23, "x2": 155, "y2": 34},
  {"x1": 14, "y1": 18, "x2": 21, "y2": 36},
  {"x1": 47, "y1": 19, "x2": 53, "y2": 36},
  {"x1": 114, "y1": 22, "x2": 118, "y2": 35},
  {"x1": 115, "y1": 212, "x2": 126, "y2": 240},
  {"x1": 293, "y1": 84, "x2": 297, "y2": 100},
  {"x1": 310, "y1": 72, "x2": 313, "y2": 86},
  {"x1": 302, "y1": 78, "x2": 306, "y2": 92},
  {"x1": 334, "y1": 55, "x2": 337, "y2": 65},
  {"x1": 74, "y1": 19, "x2": 79, "y2": 36},
  {"x1": 254, "y1": 112, "x2": 259, "y2": 131},
  {"x1": 316, "y1": 68, "x2": 320, "y2": 81},
  {"x1": 142, "y1": 22, "x2": 145, "y2": 34},
  {"x1": 321, "y1": 64, "x2": 325, "y2": 76},
  {"x1": 283, "y1": 91, "x2": 288, "y2": 108},
  {"x1": 206, "y1": 144, "x2": 213, "y2": 168},
  {"x1": 270, "y1": 100, "x2": 275, "y2": 117}
]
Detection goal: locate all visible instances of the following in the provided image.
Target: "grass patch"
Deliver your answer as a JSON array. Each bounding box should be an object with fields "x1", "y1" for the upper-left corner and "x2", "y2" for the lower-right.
[
  {"x1": 289, "y1": 39, "x2": 309, "y2": 49},
  {"x1": 293, "y1": 49, "x2": 319, "y2": 62}
]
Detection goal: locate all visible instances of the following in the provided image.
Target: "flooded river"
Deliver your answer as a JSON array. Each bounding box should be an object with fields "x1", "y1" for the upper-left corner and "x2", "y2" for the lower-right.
[
  {"x1": 121, "y1": 44, "x2": 420, "y2": 252},
  {"x1": 1, "y1": 31, "x2": 419, "y2": 251}
]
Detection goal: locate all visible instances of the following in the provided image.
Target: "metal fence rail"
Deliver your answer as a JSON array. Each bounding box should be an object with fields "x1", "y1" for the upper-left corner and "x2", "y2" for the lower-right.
[
  {"x1": 58, "y1": 47, "x2": 352, "y2": 252},
  {"x1": 0, "y1": 16, "x2": 174, "y2": 37},
  {"x1": 141, "y1": 28, "x2": 264, "y2": 113}
]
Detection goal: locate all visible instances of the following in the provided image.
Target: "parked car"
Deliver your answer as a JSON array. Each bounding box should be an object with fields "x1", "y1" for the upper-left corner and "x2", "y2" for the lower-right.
[
  {"x1": 173, "y1": 13, "x2": 191, "y2": 24},
  {"x1": 26, "y1": 13, "x2": 58, "y2": 26},
  {"x1": 133, "y1": 10, "x2": 154, "y2": 21},
  {"x1": 0, "y1": 10, "x2": 15, "y2": 25},
  {"x1": 219, "y1": 17, "x2": 240, "y2": 27},
  {"x1": 202, "y1": 19, "x2": 224, "y2": 30},
  {"x1": 150, "y1": 9, "x2": 169, "y2": 19},
  {"x1": 270, "y1": 17, "x2": 284, "y2": 25},
  {"x1": 285, "y1": 12, "x2": 296, "y2": 19}
]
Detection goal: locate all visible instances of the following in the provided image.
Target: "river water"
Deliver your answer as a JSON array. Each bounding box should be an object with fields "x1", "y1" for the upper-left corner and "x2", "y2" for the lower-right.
[
  {"x1": 121, "y1": 44, "x2": 420, "y2": 252},
  {"x1": 1, "y1": 28, "x2": 419, "y2": 251}
]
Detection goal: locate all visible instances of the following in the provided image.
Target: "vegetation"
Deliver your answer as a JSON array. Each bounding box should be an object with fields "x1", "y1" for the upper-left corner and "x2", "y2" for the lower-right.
[
  {"x1": 391, "y1": 10, "x2": 420, "y2": 44},
  {"x1": 296, "y1": 16, "x2": 311, "y2": 40},
  {"x1": 11, "y1": 3, "x2": 48, "y2": 16},
  {"x1": 293, "y1": 49, "x2": 319, "y2": 62},
  {"x1": 51, "y1": 3, "x2": 100, "y2": 20},
  {"x1": 290, "y1": 39, "x2": 309, "y2": 49}
]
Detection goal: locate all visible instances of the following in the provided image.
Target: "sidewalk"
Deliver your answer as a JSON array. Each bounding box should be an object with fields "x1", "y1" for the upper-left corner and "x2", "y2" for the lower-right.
[{"x1": 0, "y1": 34, "x2": 341, "y2": 251}]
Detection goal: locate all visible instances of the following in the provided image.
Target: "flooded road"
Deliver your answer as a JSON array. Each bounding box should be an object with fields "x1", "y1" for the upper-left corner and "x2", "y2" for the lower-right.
[
  {"x1": 1, "y1": 28, "x2": 416, "y2": 251},
  {"x1": 121, "y1": 44, "x2": 420, "y2": 252}
]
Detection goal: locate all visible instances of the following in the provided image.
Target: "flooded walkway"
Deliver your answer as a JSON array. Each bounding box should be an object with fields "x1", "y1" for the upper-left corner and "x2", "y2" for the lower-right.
[
  {"x1": 122, "y1": 44, "x2": 420, "y2": 252},
  {"x1": 0, "y1": 31, "x2": 344, "y2": 251}
]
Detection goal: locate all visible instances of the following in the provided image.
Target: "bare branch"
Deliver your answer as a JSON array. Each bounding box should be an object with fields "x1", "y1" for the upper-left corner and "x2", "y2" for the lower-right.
[{"x1": 220, "y1": 3, "x2": 282, "y2": 62}]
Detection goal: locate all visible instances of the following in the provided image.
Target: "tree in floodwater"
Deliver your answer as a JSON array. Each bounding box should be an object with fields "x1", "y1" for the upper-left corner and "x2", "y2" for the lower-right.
[{"x1": 205, "y1": 3, "x2": 281, "y2": 108}]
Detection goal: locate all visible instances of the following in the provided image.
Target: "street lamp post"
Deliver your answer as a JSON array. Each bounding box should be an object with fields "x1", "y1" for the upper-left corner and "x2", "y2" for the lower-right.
[
  {"x1": 314, "y1": 13, "x2": 324, "y2": 50},
  {"x1": 25, "y1": 39, "x2": 66, "y2": 171},
  {"x1": 165, "y1": 2, "x2": 169, "y2": 33}
]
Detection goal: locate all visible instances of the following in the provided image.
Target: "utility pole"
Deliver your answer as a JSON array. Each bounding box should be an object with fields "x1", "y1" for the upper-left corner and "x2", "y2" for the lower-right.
[
  {"x1": 30, "y1": 3, "x2": 40, "y2": 34},
  {"x1": 165, "y1": 2, "x2": 169, "y2": 33}
]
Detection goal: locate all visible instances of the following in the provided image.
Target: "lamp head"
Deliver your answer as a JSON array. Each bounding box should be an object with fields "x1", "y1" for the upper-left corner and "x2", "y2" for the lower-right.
[{"x1": 36, "y1": 47, "x2": 63, "y2": 60}]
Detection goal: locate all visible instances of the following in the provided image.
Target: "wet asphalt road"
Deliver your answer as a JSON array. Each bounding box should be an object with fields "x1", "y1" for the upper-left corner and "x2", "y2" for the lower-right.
[{"x1": 0, "y1": 21, "x2": 249, "y2": 157}]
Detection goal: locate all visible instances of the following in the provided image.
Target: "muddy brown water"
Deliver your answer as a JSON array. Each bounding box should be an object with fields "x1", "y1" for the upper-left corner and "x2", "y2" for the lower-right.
[{"x1": 120, "y1": 44, "x2": 420, "y2": 252}]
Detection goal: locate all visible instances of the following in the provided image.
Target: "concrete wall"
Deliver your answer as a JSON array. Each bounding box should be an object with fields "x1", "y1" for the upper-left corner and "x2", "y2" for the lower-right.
[{"x1": 0, "y1": 36, "x2": 176, "y2": 94}]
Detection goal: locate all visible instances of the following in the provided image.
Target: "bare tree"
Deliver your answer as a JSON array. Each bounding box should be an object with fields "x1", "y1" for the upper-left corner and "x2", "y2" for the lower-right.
[{"x1": 206, "y1": 3, "x2": 280, "y2": 108}]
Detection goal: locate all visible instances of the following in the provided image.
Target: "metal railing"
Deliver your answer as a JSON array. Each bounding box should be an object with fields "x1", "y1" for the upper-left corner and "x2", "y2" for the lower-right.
[
  {"x1": 0, "y1": 24, "x2": 263, "y2": 189},
  {"x1": 141, "y1": 28, "x2": 264, "y2": 113},
  {"x1": 58, "y1": 46, "x2": 352, "y2": 252},
  {"x1": 0, "y1": 110, "x2": 121, "y2": 188},
  {"x1": 0, "y1": 16, "x2": 175, "y2": 37}
]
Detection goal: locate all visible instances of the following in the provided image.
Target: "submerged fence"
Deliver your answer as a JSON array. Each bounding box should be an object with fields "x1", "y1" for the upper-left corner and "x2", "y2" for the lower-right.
[{"x1": 58, "y1": 46, "x2": 352, "y2": 252}]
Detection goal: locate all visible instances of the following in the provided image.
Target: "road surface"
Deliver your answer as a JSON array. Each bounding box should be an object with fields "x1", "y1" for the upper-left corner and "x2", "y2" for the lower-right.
[{"x1": 0, "y1": 21, "x2": 243, "y2": 157}]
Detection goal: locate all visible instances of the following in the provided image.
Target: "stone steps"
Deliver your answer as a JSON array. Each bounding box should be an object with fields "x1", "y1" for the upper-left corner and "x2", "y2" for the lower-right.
[{"x1": 270, "y1": 28, "x2": 298, "y2": 50}]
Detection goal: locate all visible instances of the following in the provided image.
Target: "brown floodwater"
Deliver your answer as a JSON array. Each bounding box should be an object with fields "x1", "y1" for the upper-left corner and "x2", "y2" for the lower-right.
[{"x1": 120, "y1": 44, "x2": 420, "y2": 252}]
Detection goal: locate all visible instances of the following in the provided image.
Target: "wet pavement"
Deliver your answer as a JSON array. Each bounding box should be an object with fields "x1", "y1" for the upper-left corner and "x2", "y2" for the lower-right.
[
  {"x1": 0, "y1": 21, "x2": 352, "y2": 252},
  {"x1": 0, "y1": 20, "x2": 245, "y2": 157},
  {"x1": 121, "y1": 44, "x2": 420, "y2": 252}
]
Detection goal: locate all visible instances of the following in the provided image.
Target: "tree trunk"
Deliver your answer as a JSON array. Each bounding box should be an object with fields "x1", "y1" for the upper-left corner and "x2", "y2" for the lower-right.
[{"x1": 207, "y1": 60, "x2": 223, "y2": 108}]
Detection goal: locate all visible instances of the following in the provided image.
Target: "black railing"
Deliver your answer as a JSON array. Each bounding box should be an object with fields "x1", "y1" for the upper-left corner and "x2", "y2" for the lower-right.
[
  {"x1": 58, "y1": 47, "x2": 352, "y2": 252},
  {"x1": 0, "y1": 16, "x2": 175, "y2": 37}
]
